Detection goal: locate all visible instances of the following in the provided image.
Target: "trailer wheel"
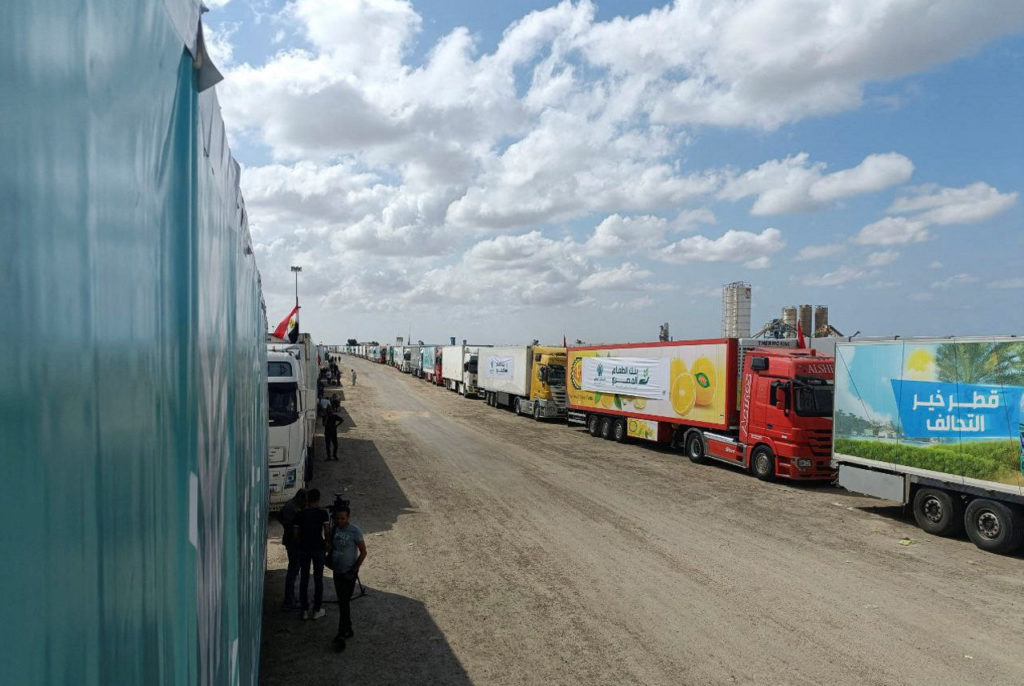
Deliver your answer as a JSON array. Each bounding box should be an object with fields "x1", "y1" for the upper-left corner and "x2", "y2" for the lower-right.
[
  {"x1": 749, "y1": 446, "x2": 775, "y2": 481},
  {"x1": 685, "y1": 432, "x2": 707, "y2": 464},
  {"x1": 964, "y1": 499, "x2": 1024, "y2": 554},
  {"x1": 912, "y1": 488, "x2": 964, "y2": 537},
  {"x1": 599, "y1": 416, "x2": 614, "y2": 440},
  {"x1": 612, "y1": 418, "x2": 627, "y2": 442},
  {"x1": 587, "y1": 414, "x2": 601, "y2": 437}
]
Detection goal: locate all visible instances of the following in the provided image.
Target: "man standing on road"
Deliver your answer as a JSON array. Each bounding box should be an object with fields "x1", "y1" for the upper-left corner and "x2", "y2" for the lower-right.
[
  {"x1": 293, "y1": 489, "x2": 330, "y2": 620},
  {"x1": 323, "y1": 405, "x2": 343, "y2": 461},
  {"x1": 329, "y1": 502, "x2": 366, "y2": 650},
  {"x1": 279, "y1": 489, "x2": 307, "y2": 610},
  {"x1": 350, "y1": 369, "x2": 357, "y2": 386}
]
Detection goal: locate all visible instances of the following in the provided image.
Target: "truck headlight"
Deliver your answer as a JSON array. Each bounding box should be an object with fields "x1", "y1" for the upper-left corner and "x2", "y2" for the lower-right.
[
  {"x1": 796, "y1": 458, "x2": 813, "y2": 469},
  {"x1": 285, "y1": 469, "x2": 297, "y2": 487}
]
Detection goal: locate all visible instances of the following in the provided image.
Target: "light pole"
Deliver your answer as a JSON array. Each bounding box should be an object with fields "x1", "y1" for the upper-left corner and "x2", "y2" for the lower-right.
[{"x1": 290, "y1": 265, "x2": 301, "y2": 307}]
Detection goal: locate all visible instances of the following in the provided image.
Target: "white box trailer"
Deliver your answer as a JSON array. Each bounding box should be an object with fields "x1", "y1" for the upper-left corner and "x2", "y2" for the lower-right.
[{"x1": 441, "y1": 345, "x2": 482, "y2": 396}]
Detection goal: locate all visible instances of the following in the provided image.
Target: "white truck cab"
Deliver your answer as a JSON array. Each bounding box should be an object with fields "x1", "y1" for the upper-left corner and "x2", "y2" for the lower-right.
[{"x1": 267, "y1": 350, "x2": 307, "y2": 510}]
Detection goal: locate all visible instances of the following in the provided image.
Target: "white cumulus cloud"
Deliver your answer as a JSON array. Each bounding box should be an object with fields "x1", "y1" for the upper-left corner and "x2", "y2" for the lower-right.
[
  {"x1": 852, "y1": 217, "x2": 929, "y2": 245},
  {"x1": 658, "y1": 227, "x2": 784, "y2": 267},
  {"x1": 720, "y1": 152, "x2": 913, "y2": 215},
  {"x1": 888, "y1": 182, "x2": 1018, "y2": 225}
]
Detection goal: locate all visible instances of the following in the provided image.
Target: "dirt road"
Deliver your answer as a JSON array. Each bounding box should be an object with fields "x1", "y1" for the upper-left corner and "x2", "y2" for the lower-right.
[{"x1": 259, "y1": 356, "x2": 1024, "y2": 685}]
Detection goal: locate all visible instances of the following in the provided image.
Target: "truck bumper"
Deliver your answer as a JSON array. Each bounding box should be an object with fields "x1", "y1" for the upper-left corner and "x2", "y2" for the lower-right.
[{"x1": 776, "y1": 457, "x2": 836, "y2": 481}]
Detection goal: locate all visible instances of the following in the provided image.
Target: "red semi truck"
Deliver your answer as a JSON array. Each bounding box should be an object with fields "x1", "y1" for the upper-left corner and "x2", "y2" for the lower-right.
[{"x1": 567, "y1": 338, "x2": 835, "y2": 481}]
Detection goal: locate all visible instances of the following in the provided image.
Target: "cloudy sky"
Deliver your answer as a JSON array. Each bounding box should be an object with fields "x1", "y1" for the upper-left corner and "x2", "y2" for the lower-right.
[{"x1": 205, "y1": 0, "x2": 1024, "y2": 346}]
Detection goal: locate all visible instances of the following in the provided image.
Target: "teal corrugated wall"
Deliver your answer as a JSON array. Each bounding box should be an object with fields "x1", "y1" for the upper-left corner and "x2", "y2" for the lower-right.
[{"x1": 0, "y1": 2, "x2": 267, "y2": 684}]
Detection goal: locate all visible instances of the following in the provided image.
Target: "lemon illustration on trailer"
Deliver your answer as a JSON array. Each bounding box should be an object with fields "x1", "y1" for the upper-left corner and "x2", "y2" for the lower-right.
[
  {"x1": 600, "y1": 393, "x2": 615, "y2": 409},
  {"x1": 670, "y1": 358, "x2": 687, "y2": 379},
  {"x1": 691, "y1": 356, "x2": 715, "y2": 406},
  {"x1": 632, "y1": 397, "x2": 647, "y2": 410},
  {"x1": 670, "y1": 373, "x2": 697, "y2": 416}
]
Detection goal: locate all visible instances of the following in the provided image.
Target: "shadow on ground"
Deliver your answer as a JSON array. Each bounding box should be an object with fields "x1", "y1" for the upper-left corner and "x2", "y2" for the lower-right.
[{"x1": 259, "y1": 570, "x2": 473, "y2": 686}]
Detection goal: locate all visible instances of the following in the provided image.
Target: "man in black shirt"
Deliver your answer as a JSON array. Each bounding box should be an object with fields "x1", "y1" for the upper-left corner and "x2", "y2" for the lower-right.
[
  {"x1": 279, "y1": 489, "x2": 307, "y2": 610},
  {"x1": 292, "y1": 489, "x2": 330, "y2": 620},
  {"x1": 323, "y1": 407, "x2": 343, "y2": 461}
]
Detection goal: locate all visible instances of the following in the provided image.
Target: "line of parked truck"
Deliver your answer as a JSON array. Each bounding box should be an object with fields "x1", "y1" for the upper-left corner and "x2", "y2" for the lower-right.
[{"x1": 342, "y1": 335, "x2": 1024, "y2": 555}]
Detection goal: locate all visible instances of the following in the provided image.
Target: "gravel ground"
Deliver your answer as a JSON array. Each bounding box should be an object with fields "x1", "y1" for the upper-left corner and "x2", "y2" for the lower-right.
[{"x1": 259, "y1": 356, "x2": 1024, "y2": 686}]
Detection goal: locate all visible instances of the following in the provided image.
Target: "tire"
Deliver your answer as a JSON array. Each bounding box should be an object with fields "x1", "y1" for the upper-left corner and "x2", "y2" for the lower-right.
[
  {"x1": 749, "y1": 446, "x2": 775, "y2": 481},
  {"x1": 685, "y1": 432, "x2": 707, "y2": 464},
  {"x1": 513, "y1": 398, "x2": 521, "y2": 415},
  {"x1": 599, "y1": 416, "x2": 614, "y2": 440},
  {"x1": 533, "y1": 404, "x2": 542, "y2": 421},
  {"x1": 912, "y1": 488, "x2": 964, "y2": 537},
  {"x1": 612, "y1": 418, "x2": 627, "y2": 442},
  {"x1": 587, "y1": 414, "x2": 601, "y2": 437},
  {"x1": 964, "y1": 499, "x2": 1024, "y2": 554}
]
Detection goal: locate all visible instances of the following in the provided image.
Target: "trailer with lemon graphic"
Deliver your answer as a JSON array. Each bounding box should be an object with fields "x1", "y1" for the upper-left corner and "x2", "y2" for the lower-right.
[
  {"x1": 568, "y1": 338, "x2": 837, "y2": 483},
  {"x1": 567, "y1": 339, "x2": 737, "y2": 441}
]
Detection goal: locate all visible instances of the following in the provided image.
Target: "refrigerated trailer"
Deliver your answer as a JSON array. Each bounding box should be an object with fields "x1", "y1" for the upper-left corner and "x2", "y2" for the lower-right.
[
  {"x1": 479, "y1": 345, "x2": 567, "y2": 418},
  {"x1": 833, "y1": 337, "x2": 1024, "y2": 554},
  {"x1": 441, "y1": 345, "x2": 483, "y2": 396},
  {"x1": 567, "y1": 338, "x2": 835, "y2": 481}
]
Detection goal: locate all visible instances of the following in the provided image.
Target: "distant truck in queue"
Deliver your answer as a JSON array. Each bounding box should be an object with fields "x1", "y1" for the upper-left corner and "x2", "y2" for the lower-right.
[
  {"x1": 441, "y1": 345, "x2": 483, "y2": 396},
  {"x1": 567, "y1": 338, "x2": 836, "y2": 481},
  {"x1": 833, "y1": 336, "x2": 1024, "y2": 554},
  {"x1": 480, "y1": 345, "x2": 568, "y2": 419}
]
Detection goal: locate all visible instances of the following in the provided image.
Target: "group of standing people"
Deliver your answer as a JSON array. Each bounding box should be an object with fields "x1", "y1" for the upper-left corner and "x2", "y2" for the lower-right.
[{"x1": 279, "y1": 488, "x2": 367, "y2": 652}]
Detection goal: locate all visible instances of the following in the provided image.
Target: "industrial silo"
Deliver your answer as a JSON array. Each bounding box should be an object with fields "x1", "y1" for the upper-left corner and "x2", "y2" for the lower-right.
[
  {"x1": 722, "y1": 282, "x2": 752, "y2": 337},
  {"x1": 798, "y1": 304, "x2": 812, "y2": 336}
]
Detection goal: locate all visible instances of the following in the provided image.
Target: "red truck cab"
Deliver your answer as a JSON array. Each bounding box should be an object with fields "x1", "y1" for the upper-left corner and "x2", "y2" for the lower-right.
[{"x1": 736, "y1": 349, "x2": 835, "y2": 480}]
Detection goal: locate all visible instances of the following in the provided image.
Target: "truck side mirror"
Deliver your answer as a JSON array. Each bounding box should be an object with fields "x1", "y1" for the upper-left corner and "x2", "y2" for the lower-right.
[
  {"x1": 751, "y1": 357, "x2": 769, "y2": 372},
  {"x1": 539, "y1": 367, "x2": 548, "y2": 382}
]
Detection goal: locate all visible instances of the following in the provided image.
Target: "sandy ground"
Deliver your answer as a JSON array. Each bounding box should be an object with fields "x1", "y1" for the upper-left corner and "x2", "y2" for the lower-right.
[{"x1": 259, "y1": 356, "x2": 1024, "y2": 686}]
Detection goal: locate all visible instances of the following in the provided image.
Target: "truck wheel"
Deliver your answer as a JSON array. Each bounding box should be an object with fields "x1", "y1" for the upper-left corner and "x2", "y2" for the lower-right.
[
  {"x1": 685, "y1": 432, "x2": 707, "y2": 464},
  {"x1": 513, "y1": 398, "x2": 521, "y2": 415},
  {"x1": 912, "y1": 488, "x2": 964, "y2": 537},
  {"x1": 587, "y1": 415, "x2": 601, "y2": 437},
  {"x1": 533, "y1": 404, "x2": 542, "y2": 421},
  {"x1": 749, "y1": 446, "x2": 775, "y2": 481},
  {"x1": 612, "y1": 418, "x2": 627, "y2": 442},
  {"x1": 599, "y1": 416, "x2": 614, "y2": 440},
  {"x1": 964, "y1": 499, "x2": 1024, "y2": 554}
]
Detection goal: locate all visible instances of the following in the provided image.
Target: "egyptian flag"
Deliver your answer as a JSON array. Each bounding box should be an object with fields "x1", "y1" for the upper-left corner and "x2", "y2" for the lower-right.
[{"x1": 273, "y1": 305, "x2": 300, "y2": 343}]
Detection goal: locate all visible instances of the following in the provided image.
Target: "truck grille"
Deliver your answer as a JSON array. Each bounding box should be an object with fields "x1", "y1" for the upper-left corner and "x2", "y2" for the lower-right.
[
  {"x1": 806, "y1": 429, "x2": 832, "y2": 457},
  {"x1": 551, "y1": 387, "x2": 567, "y2": 410}
]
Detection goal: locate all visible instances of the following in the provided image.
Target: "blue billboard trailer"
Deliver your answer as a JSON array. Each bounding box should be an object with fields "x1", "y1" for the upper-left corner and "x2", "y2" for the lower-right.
[{"x1": 833, "y1": 338, "x2": 1024, "y2": 554}]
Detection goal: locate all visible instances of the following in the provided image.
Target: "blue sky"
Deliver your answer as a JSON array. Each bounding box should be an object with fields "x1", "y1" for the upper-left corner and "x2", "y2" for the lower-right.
[{"x1": 203, "y1": 1, "x2": 1024, "y2": 346}]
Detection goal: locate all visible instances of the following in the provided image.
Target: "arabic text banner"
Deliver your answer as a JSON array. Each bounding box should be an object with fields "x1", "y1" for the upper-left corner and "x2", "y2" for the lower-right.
[
  {"x1": 581, "y1": 357, "x2": 669, "y2": 400},
  {"x1": 891, "y1": 379, "x2": 1023, "y2": 439}
]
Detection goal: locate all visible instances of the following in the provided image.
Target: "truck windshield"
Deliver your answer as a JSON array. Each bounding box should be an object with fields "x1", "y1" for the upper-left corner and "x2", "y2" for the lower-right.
[
  {"x1": 466, "y1": 357, "x2": 478, "y2": 374},
  {"x1": 793, "y1": 378, "x2": 833, "y2": 417},
  {"x1": 546, "y1": 364, "x2": 566, "y2": 386},
  {"x1": 268, "y1": 382, "x2": 299, "y2": 426},
  {"x1": 268, "y1": 361, "x2": 293, "y2": 377}
]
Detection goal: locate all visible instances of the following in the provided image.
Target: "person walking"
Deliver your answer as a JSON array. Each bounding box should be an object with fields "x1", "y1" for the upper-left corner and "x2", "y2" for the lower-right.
[
  {"x1": 293, "y1": 489, "x2": 330, "y2": 620},
  {"x1": 323, "y1": 405, "x2": 343, "y2": 461},
  {"x1": 328, "y1": 502, "x2": 366, "y2": 650},
  {"x1": 350, "y1": 369, "x2": 357, "y2": 386},
  {"x1": 279, "y1": 489, "x2": 307, "y2": 610}
]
